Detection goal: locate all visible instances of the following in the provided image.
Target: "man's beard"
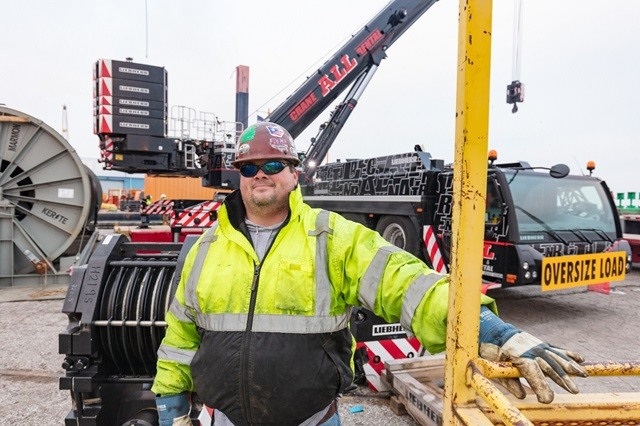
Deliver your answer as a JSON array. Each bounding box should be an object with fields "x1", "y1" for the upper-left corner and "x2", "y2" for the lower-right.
[
  {"x1": 249, "y1": 184, "x2": 285, "y2": 209},
  {"x1": 251, "y1": 192, "x2": 277, "y2": 207}
]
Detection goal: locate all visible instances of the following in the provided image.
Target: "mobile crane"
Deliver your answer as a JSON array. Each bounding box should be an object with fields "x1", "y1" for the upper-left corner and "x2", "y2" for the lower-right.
[
  {"x1": 95, "y1": 0, "x2": 630, "y2": 293},
  {"x1": 61, "y1": 0, "x2": 632, "y2": 424},
  {"x1": 97, "y1": 0, "x2": 441, "y2": 189}
]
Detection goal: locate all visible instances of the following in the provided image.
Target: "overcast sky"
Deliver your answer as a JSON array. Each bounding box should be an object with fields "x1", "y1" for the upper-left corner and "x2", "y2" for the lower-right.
[{"x1": 2, "y1": 1, "x2": 638, "y2": 197}]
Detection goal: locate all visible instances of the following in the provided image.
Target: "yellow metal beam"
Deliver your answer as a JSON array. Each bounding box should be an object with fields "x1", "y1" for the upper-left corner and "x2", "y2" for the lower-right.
[
  {"x1": 467, "y1": 363, "x2": 534, "y2": 426},
  {"x1": 478, "y1": 393, "x2": 640, "y2": 423},
  {"x1": 473, "y1": 358, "x2": 640, "y2": 380},
  {"x1": 443, "y1": 0, "x2": 494, "y2": 423}
]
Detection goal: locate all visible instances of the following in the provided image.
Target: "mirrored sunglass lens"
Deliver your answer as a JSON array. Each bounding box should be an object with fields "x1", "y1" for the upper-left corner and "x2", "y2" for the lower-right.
[
  {"x1": 240, "y1": 164, "x2": 259, "y2": 177},
  {"x1": 239, "y1": 162, "x2": 287, "y2": 177},
  {"x1": 262, "y1": 161, "x2": 286, "y2": 174}
]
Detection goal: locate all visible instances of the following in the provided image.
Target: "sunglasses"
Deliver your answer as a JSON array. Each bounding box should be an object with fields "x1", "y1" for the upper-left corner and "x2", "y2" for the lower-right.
[{"x1": 239, "y1": 160, "x2": 290, "y2": 178}]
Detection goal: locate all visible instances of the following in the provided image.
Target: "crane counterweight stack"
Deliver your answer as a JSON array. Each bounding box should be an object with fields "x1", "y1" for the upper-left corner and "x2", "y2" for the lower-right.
[{"x1": 94, "y1": 59, "x2": 243, "y2": 190}]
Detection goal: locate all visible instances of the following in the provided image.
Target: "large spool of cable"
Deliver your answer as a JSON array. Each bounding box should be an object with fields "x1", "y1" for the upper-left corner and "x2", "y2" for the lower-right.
[
  {"x1": 0, "y1": 106, "x2": 101, "y2": 278},
  {"x1": 97, "y1": 256, "x2": 176, "y2": 375},
  {"x1": 59, "y1": 235, "x2": 197, "y2": 425}
]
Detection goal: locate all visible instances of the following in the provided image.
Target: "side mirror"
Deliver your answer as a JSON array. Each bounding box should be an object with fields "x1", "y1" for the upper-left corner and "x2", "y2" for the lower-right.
[{"x1": 549, "y1": 164, "x2": 570, "y2": 179}]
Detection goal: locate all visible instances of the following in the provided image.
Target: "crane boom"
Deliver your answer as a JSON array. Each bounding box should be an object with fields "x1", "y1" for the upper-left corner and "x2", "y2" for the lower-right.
[
  {"x1": 267, "y1": 0, "x2": 439, "y2": 180},
  {"x1": 94, "y1": 0, "x2": 440, "y2": 189}
]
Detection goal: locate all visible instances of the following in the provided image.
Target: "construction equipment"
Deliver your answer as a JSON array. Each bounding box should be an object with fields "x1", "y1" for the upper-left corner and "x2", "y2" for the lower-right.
[
  {"x1": 59, "y1": 235, "x2": 196, "y2": 425},
  {"x1": 304, "y1": 150, "x2": 630, "y2": 293},
  {"x1": 95, "y1": 0, "x2": 442, "y2": 187},
  {"x1": 0, "y1": 106, "x2": 102, "y2": 287},
  {"x1": 117, "y1": 2, "x2": 631, "y2": 390},
  {"x1": 95, "y1": 1, "x2": 631, "y2": 294}
]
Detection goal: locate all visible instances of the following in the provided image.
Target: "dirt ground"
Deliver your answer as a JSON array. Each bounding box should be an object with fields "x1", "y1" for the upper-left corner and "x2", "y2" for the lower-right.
[{"x1": 1, "y1": 269, "x2": 639, "y2": 425}]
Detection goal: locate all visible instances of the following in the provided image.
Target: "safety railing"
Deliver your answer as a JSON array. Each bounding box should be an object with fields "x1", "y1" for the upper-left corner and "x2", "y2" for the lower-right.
[{"x1": 168, "y1": 105, "x2": 243, "y2": 145}]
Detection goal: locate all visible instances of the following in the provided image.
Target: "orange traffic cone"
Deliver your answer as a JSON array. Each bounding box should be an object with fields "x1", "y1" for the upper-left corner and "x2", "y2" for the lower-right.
[{"x1": 588, "y1": 281, "x2": 610, "y2": 294}]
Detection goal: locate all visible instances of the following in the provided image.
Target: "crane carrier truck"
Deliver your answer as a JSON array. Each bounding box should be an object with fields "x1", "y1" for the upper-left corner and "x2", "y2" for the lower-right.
[
  {"x1": 59, "y1": 0, "x2": 630, "y2": 424},
  {"x1": 303, "y1": 150, "x2": 630, "y2": 293}
]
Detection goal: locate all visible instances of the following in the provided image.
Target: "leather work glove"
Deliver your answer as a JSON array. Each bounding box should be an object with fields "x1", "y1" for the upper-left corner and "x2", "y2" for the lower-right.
[
  {"x1": 156, "y1": 392, "x2": 193, "y2": 426},
  {"x1": 478, "y1": 306, "x2": 588, "y2": 403}
]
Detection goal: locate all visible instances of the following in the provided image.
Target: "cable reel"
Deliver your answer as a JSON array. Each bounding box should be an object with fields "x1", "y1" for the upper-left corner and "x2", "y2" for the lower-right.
[{"x1": 59, "y1": 234, "x2": 198, "y2": 424}]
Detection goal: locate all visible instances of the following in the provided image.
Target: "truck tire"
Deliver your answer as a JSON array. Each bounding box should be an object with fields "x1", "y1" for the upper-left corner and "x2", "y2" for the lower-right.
[
  {"x1": 375, "y1": 216, "x2": 421, "y2": 257},
  {"x1": 341, "y1": 213, "x2": 368, "y2": 226}
]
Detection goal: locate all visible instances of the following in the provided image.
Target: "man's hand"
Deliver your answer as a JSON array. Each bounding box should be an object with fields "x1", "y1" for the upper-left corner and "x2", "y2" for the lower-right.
[
  {"x1": 478, "y1": 306, "x2": 588, "y2": 403},
  {"x1": 156, "y1": 393, "x2": 192, "y2": 426}
]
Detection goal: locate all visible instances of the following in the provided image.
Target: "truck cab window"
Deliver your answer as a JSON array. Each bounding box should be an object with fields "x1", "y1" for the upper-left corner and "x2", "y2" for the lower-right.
[
  {"x1": 506, "y1": 171, "x2": 615, "y2": 235},
  {"x1": 485, "y1": 181, "x2": 503, "y2": 224}
]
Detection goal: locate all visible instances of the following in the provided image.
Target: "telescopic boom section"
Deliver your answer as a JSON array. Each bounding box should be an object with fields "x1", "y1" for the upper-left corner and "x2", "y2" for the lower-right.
[{"x1": 266, "y1": 0, "x2": 439, "y2": 181}]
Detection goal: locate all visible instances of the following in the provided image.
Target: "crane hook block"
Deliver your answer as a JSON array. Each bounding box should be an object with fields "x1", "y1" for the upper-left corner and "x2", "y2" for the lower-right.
[{"x1": 506, "y1": 80, "x2": 524, "y2": 113}]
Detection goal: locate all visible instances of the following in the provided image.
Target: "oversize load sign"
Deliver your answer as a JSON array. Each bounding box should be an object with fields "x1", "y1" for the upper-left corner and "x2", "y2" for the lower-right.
[{"x1": 541, "y1": 251, "x2": 626, "y2": 291}]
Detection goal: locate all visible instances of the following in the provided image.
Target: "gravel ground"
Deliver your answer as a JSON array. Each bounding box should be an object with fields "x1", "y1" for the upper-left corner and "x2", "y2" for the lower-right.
[
  {"x1": 2, "y1": 269, "x2": 640, "y2": 425},
  {"x1": 0, "y1": 298, "x2": 70, "y2": 425}
]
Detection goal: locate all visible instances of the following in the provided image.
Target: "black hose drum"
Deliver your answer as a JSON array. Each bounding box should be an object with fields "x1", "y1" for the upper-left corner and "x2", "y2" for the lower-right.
[{"x1": 58, "y1": 233, "x2": 198, "y2": 425}]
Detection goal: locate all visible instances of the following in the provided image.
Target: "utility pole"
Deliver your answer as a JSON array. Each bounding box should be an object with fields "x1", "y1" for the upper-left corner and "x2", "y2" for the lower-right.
[{"x1": 62, "y1": 104, "x2": 69, "y2": 140}]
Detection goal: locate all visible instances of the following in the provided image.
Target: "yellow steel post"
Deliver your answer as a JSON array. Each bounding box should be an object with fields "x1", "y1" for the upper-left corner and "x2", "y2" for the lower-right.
[{"x1": 442, "y1": 0, "x2": 493, "y2": 423}]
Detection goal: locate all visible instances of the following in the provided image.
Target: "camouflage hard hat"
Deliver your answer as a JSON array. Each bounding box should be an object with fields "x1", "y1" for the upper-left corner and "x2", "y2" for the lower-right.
[{"x1": 231, "y1": 122, "x2": 300, "y2": 167}]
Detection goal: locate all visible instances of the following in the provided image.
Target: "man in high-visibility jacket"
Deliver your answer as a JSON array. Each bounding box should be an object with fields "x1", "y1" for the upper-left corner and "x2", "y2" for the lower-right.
[{"x1": 152, "y1": 122, "x2": 587, "y2": 426}]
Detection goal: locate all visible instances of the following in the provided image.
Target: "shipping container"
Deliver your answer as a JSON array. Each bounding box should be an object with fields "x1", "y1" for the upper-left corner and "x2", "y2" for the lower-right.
[{"x1": 144, "y1": 176, "x2": 219, "y2": 201}]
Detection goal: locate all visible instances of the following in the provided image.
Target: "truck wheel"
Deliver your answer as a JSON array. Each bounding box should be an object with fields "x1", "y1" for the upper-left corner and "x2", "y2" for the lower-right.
[
  {"x1": 376, "y1": 216, "x2": 420, "y2": 257},
  {"x1": 341, "y1": 213, "x2": 368, "y2": 226}
]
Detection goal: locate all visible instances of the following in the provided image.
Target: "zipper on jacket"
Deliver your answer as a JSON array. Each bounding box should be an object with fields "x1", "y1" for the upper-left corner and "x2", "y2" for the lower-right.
[
  {"x1": 238, "y1": 222, "x2": 283, "y2": 423},
  {"x1": 241, "y1": 262, "x2": 261, "y2": 423}
]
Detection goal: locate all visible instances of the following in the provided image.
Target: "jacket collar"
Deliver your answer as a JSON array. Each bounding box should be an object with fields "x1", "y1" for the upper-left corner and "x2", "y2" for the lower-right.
[{"x1": 222, "y1": 185, "x2": 304, "y2": 233}]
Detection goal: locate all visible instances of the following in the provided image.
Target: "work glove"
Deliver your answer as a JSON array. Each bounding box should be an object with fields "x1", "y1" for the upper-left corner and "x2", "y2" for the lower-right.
[
  {"x1": 478, "y1": 306, "x2": 588, "y2": 403},
  {"x1": 156, "y1": 392, "x2": 193, "y2": 426}
]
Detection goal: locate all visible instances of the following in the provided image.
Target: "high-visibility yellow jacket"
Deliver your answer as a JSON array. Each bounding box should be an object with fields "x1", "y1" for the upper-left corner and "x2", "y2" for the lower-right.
[{"x1": 152, "y1": 187, "x2": 494, "y2": 424}]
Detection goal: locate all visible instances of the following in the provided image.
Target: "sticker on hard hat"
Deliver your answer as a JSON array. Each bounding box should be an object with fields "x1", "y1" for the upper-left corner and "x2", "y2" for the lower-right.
[
  {"x1": 269, "y1": 138, "x2": 293, "y2": 153},
  {"x1": 240, "y1": 126, "x2": 257, "y2": 142},
  {"x1": 541, "y1": 251, "x2": 626, "y2": 291},
  {"x1": 237, "y1": 143, "x2": 250, "y2": 155},
  {"x1": 266, "y1": 125, "x2": 284, "y2": 137}
]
